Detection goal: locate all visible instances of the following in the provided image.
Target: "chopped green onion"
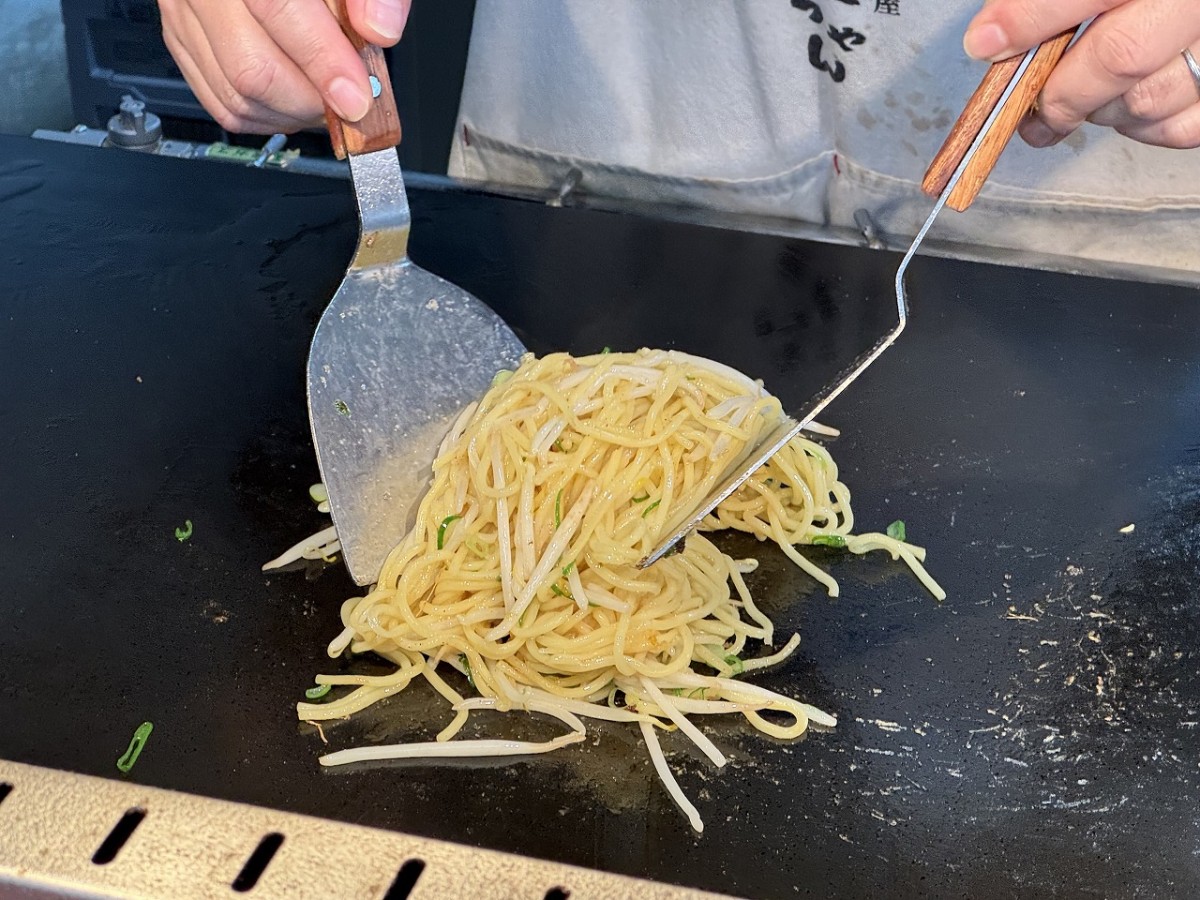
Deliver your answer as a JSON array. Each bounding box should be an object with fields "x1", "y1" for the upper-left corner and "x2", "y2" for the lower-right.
[
  {"x1": 631, "y1": 493, "x2": 650, "y2": 503},
  {"x1": 641, "y1": 499, "x2": 661, "y2": 518},
  {"x1": 334, "y1": 399, "x2": 350, "y2": 417},
  {"x1": 308, "y1": 484, "x2": 328, "y2": 504},
  {"x1": 886, "y1": 520, "x2": 907, "y2": 542},
  {"x1": 601, "y1": 346, "x2": 612, "y2": 354},
  {"x1": 668, "y1": 688, "x2": 684, "y2": 697},
  {"x1": 174, "y1": 520, "x2": 193, "y2": 542},
  {"x1": 116, "y1": 722, "x2": 153, "y2": 774},
  {"x1": 459, "y1": 654, "x2": 476, "y2": 690},
  {"x1": 554, "y1": 489, "x2": 563, "y2": 528},
  {"x1": 688, "y1": 687, "x2": 706, "y2": 700},
  {"x1": 723, "y1": 655, "x2": 745, "y2": 676},
  {"x1": 552, "y1": 438, "x2": 565, "y2": 452},
  {"x1": 437, "y1": 514, "x2": 462, "y2": 550},
  {"x1": 811, "y1": 534, "x2": 847, "y2": 549},
  {"x1": 305, "y1": 683, "x2": 332, "y2": 700},
  {"x1": 562, "y1": 561, "x2": 575, "y2": 577},
  {"x1": 550, "y1": 582, "x2": 574, "y2": 600}
]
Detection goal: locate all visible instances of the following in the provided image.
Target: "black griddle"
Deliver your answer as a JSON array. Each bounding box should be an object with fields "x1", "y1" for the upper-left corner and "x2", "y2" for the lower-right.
[{"x1": 2, "y1": 134, "x2": 1199, "y2": 899}]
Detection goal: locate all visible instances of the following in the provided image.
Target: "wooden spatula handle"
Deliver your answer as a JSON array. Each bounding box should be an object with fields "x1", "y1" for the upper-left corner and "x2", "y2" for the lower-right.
[
  {"x1": 322, "y1": 0, "x2": 401, "y2": 160},
  {"x1": 922, "y1": 27, "x2": 1080, "y2": 212}
]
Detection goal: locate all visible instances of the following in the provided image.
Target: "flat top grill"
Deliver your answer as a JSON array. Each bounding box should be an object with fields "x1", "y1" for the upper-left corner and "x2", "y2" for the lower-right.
[{"x1": 1, "y1": 135, "x2": 1198, "y2": 899}]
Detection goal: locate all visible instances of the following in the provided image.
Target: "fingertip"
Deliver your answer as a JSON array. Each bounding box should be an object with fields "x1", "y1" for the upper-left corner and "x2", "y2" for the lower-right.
[
  {"x1": 1019, "y1": 116, "x2": 1064, "y2": 149},
  {"x1": 963, "y1": 20, "x2": 1011, "y2": 62},
  {"x1": 352, "y1": 0, "x2": 411, "y2": 45},
  {"x1": 328, "y1": 75, "x2": 371, "y2": 122}
]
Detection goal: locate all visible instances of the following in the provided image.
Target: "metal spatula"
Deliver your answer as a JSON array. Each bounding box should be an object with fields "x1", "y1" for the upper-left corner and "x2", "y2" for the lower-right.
[
  {"x1": 640, "y1": 31, "x2": 1079, "y2": 567},
  {"x1": 308, "y1": 7, "x2": 524, "y2": 585}
]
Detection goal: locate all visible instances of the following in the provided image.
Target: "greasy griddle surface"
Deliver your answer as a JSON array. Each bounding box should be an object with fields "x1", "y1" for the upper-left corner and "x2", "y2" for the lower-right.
[{"x1": 2, "y1": 136, "x2": 1198, "y2": 898}]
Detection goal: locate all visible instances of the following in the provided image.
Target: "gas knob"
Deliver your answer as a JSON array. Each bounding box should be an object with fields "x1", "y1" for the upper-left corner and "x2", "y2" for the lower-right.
[{"x1": 106, "y1": 95, "x2": 163, "y2": 151}]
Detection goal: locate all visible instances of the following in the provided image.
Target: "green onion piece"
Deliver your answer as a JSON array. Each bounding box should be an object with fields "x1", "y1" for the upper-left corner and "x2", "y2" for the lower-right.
[
  {"x1": 437, "y1": 514, "x2": 463, "y2": 550},
  {"x1": 552, "y1": 438, "x2": 565, "y2": 452},
  {"x1": 641, "y1": 499, "x2": 661, "y2": 518},
  {"x1": 811, "y1": 534, "x2": 847, "y2": 549},
  {"x1": 688, "y1": 687, "x2": 706, "y2": 700},
  {"x1": 886, "y1": 520, "x2": 907, "y2": 542},
  {"x1": 668, "y1": 688, "x2": 684, "y2": 697},
  {"x1": 562, "y1": 561, "x2": 575, "y2": 577},
  {"x1": 308, "y1": 484, "x2": 328, "y2": 504},
  {"x1": 631, "y1": 493, "x2": 650, "y2": 503},
  {"x1": 334, "y1": 399, "x2": 350, "y2": 417},
  {"x1": 459, "y1": 654, "x2": 476, "y2": 690},
  {"x1": 723, "y1": 655, "x2": 745, "y2": 676},
  {"x1": 554, "y1": 489, "x2": 563, "y2": 528},
  {"x1": 550, "y1": 582, "x2": 574, "y2": 600},
  {"x1": 601, "y1": 346, "x2": 612, "y2": 354},
  {"x1": 304, "y1": 683, "x2": 331, "y2": 700},
  {"x1": 174, "y1": 520, "x2": 193, "y2": 542},
  {"x1": 116, "y1": 722, "x2": 153, "y2": 774}
]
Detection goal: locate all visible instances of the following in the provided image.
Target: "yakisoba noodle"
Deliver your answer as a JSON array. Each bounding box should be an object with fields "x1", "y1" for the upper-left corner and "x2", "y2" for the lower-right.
[{"x1": 295, "y1": 349, "x2": 944, "y2": 831}]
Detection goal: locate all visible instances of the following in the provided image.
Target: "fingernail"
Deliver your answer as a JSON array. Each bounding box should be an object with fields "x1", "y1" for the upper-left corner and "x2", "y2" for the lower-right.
[
  {"x1": 366, "y1": 0, "x2": 407, "y2": 41},
  {"x1": 963, "y1": 21, "x2": 1010, "y2": 61},
  {"x1": 328, "y1": 76, "x2": 371, "y2": 122},
  {"x1": 1021, "y1": 118, "x2": 1060, "y2": 149}
]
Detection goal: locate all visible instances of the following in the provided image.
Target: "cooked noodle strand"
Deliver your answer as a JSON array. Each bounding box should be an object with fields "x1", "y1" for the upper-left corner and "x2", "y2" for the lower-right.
[{"x1": 297, "y1": 350, "x2": 944, "y2": 831}]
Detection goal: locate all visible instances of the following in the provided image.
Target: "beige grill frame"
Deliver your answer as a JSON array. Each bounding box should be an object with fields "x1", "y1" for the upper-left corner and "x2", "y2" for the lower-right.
[{"x1": 0, "y1": 760, "x2": 732, "y2": 900}]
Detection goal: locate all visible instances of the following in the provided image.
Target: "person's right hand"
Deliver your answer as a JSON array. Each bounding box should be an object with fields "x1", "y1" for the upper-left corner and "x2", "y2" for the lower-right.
[
  {"x1": 158, "y1": 0, "x2": 411, "y2": 134},
  {"x1": 963, "y1": 0, "x2": 1200, "y2": 149}
]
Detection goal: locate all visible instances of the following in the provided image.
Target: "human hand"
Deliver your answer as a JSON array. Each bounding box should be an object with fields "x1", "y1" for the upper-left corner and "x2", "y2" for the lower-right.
[
  {"x1": 158, "y1": 0, "x2": 411, "y2": 134},
  {"x1": 963, "y1": 0, "x2": 1200, "y2": 149}
]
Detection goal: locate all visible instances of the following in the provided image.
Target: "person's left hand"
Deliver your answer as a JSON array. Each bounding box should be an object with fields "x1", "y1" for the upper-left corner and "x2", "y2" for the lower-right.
[{"x1": 963, "y1": 0, "x2": 1200, "y2": 149}]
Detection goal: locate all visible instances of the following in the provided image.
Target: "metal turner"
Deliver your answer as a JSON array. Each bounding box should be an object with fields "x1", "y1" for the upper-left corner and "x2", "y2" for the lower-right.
[
  {"x1": 640, "y1": 30, "x2": 1081, "y2": 567},
  {"x1": 308, "y1": 5, "x2": 525, "y2": 585}
]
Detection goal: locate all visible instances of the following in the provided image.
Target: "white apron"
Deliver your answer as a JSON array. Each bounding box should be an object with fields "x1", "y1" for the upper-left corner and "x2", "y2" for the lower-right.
[{"x1": 449, "y1": 0, "x2": 1200, "y2": 273}]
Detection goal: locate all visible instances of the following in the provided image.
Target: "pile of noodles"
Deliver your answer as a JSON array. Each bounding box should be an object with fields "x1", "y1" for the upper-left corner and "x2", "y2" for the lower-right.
[{"x1": 289, "y1": 349, "x2": 943, "y2": 831}]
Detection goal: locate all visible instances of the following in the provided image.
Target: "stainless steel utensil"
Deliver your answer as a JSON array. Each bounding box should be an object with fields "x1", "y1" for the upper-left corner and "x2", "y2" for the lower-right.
[
  {"x1": 641, "y1": 36, "x2": 1074, "y2": 567},
  {"x1": 308, "y1": 9, "x2": 525, "y2": 585}
]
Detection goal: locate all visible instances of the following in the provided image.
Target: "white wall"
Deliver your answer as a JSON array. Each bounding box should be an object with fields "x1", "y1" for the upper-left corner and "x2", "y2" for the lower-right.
[{"x1": 0, "y1": 0, "x2": 72, "y2": 134}]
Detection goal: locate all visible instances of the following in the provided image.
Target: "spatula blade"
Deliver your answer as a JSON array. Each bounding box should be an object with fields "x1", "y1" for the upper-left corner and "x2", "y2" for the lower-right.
[
  {"x1": 306, "y1": 18, "x2": 526, "y2": 586},
  {"x1": 308, "y1": 265, "x2": 525, "y2": 585}
]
